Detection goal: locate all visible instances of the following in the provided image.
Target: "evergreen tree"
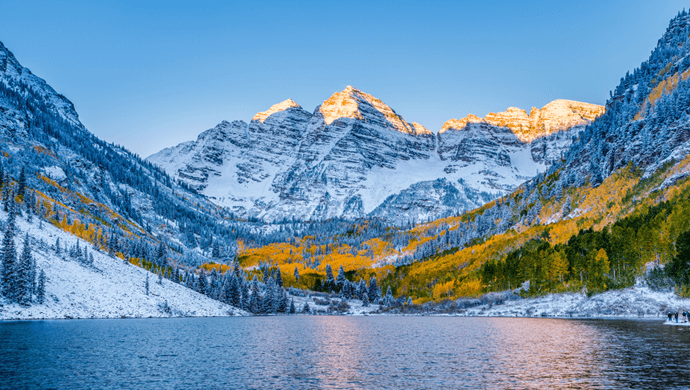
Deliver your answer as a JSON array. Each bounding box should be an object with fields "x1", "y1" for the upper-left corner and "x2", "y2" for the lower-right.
[
  {"x1": 336, "y1": 265, "x2": 347, "y2": 290},
  {"x1": 249, "y1": 285, "x2": 260, "y2": 314},
  {"x1": 1, "y1": 211, "x2": 17, "y2": 301},
  {"x1": 275, "y1": 270, "x2": 283, "y2": 288},
  {"x1": 145, "y1": 273, "x2": 150, "y2": 296},
  {"x1": 232, "y1": 259, "x2": 242, "y2": 279},
  {"x1": 294, "y1": 266, "x2": 299, "y2": 282},
  {"x1": 156, "y1": 242, "x2": 168, "y2": 268},
  {"x1": 384, "y1": 286, "x2": 393, "y2": 306},
  {"x1": 17, "y1": 166, "x2": 26, "y2": 199},
  {"x1": 36, "y1": 269, "x2": 46, "y2": 304},
  {"x1": 289, "y1": 299, "x2": 296, "y2": 314},
  {"x1": 302, "y1": 301, "x2": 310, "y2": 314},
  {"x1": 2, "y1": 186, "x2": 11, "y2": 212},
  {"x1": 229, "y1": 276, "x2": 241, "y2": 308},
  {"x1": 357, "y1": 278, "x2": 367, "y2": 299},
  {"x1": 262, "y1": 278, "x2": 276, "y2": 314},
  {"x1": 17, "y1": 234, "x2": 33, "y2": 304},
  {"x1": 325, "y1": 264, "x2": 336, "y2": 292},
  {"x1": 362, "y1": 292, "x2": 370, "y2": 307},
  {"x1": 368, "y1": 276, "x2": 380, "y2": 303},
  {"x1": 197, "y1": 270, "x2": 208, "y2": 295},
  {"x1": 212, "y1": 240, "x2": 221, "y2": 259},
  {"x1": 241, "y1": 280, "x2": 251, "y2": 312},
  {"x1": 275, "y1": 287, "x2": 288, "y2": 313}
]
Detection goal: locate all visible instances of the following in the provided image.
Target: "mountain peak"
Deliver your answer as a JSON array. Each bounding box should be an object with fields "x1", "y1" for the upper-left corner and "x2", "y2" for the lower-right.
[
  {"x1": 318, "y1": 86, "x2": 423, "y2": 135},
  {"x1": 440, "y1": 99, "x2": 604, "y2": 141},
  {"x1": 252, "y1": 98, "x2": 302, "y2": 122},
  {"x1": 439, "y1": 114, "x2": 483, "y2": 133}
]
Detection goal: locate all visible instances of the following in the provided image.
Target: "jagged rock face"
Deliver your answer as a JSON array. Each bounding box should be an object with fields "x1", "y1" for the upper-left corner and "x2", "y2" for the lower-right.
[
  {"x1": 370, "y1": 178, "x2": 482, "y2": 224},
  {"x1": 0, "y1": 41, "x2": 81, "y2": 129},
  {"x1": 483, "y1": 100, "x2": 605, "y2": 142},
  {"x1": 148, "y1": 88, "x2": 603, "y2": 223},
  {"x1": 269, "y1": 87, "x2": 437, "y2": 220}
]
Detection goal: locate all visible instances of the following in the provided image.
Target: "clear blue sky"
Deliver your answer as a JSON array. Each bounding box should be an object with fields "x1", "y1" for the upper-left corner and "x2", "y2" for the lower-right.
[{"x1": 1, "y1": 1, "x2": 688, "y2": 157}]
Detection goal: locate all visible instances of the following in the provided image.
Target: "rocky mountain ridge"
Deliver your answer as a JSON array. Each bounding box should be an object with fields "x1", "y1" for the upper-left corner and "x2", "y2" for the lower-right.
[{"x1": 148, "y1": 87, "x2": 603, "y2": 223}]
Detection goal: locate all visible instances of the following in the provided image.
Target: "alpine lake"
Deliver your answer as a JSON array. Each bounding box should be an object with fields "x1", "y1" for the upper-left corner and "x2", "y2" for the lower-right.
[{"x1": 0, "y1": 316, "x2": 688, "y2": 389}]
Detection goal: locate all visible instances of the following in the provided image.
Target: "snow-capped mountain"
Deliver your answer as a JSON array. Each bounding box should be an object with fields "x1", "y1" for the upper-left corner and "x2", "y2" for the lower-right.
[{"x1": 149, "y1": 87, "x2": 603, "y2": 223}]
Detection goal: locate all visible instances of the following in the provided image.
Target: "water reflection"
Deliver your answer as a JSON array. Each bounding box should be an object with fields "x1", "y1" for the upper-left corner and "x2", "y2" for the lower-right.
[{"x1": 0, "y1": 317, "x2": 688, "y2": 389}]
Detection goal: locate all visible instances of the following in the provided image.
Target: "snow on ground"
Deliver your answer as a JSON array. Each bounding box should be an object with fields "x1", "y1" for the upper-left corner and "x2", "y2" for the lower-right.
[
  {"x1": 287, "y1": 292, "x2": 380, "y2": 316},
  {"x1": 0, "y1": 212, "x2": 245, "y2": 320},
  {"x1": 456, "y1": 286, "x2": 690, "y2": 318}
]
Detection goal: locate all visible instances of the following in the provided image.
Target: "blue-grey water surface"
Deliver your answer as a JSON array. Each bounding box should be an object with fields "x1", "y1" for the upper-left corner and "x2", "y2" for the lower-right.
[{"x1": 0, "y1": 317, "x2": 688, "y2": 389}]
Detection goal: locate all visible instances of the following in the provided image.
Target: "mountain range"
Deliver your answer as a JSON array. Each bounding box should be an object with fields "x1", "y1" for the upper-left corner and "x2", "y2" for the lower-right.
[
  {"x1": 3, "y1": 8, "x2": 690, "y2": 319},
  {"x1": 148, "y1": 87, "x2": 603, "y2": 223}
]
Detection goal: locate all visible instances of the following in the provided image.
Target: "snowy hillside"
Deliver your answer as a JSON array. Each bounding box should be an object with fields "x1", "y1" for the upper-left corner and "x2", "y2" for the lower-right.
[
  {"x1": 148, "y1": 87, "x2": 603, "y2": 224},
  {"x1": 456, "y1": 287, "x2": 690, "y2": 318},
  {"x1": 0, "y1": 210, "x2": 244, "y2": 320}
]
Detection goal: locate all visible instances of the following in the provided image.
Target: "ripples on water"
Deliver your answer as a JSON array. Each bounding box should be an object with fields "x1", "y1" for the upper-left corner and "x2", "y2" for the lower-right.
[{"x1": 0, "y1": 316, "x2": 688, "y2": 389}]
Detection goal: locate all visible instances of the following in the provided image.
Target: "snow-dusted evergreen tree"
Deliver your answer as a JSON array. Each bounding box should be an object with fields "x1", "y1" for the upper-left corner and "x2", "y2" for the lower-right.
[
  {"x1": 262, "y1": 277, "x2": 275, "y2": 314},
  {"x1": 302, "y1": 301, "x2": 310, "y2": 314},
  {"x1": 219, "y1": 274, "x2": 231, "y2": 304},
  {"x1": 197, "y1": 269, "x2": 208, "y2": 295},
  {"x1": 276, "y1": 288, "x2": 288, "y2": 313},
  {"x1": 17, "y1": 234, "x2": 33, "y2": 304},
  {"x1": 362, "y1": 292, "x2": 370, "y2": 307},
  {"x1": 275, "y1": 270, "x2": 283, "y2": 288},
  {"x1": 211, "y1": 240, "x2": 221, "y2": 259},
  {"x1": 289, "y1": 299, "x2": 296, "y2": 314},
  {"x1": 241, "y1": 279, "x2": 250, "y2": 311},
  {"x1": 293, "y1": 266, "x2": 299, "y2": 282},
  {"x1": 336, "y1": 265, "x2": 347, "y2": 289},
  {"x1": 341, "y1": 280, "x2": 352, "y2": 300},
  {"x1": 1, "y1": 206, "x2": 17, "y2": 301},
  {"x1": 324, "y1": 264, "x2": 336, "y2": 292},
  {"x1": 36, "y1": 269, "x2": 46, "y2": 304},
  {"x1": 145, "y1": 273, "x2": 150, "y2": 296},
  {"x1": 249, "y1": 275, "x2": 261, "y2": 314},
  {"x1": 229, "y1": 276, "x2": 241, "y2": 308},
  {"x1": 357, "y1": 278, "x2": 367, "y2": 299},
  {"x1": 368, "y1": 276, "x2": 380, "y2": 303},
  {"x1": 155, "y1": 242, "x2": 168, "y2": 268},
  {"x1": 384, "y1": 286, "x2": 393, "y2": 306},
  {"x1": 17, "y1": 166, "x2": 26, "y2": 199}
]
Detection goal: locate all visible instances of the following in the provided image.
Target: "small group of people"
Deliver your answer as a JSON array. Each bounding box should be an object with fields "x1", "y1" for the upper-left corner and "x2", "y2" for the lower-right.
[{"x1": 667, "y1": 311, "x2": 690, "y2": 323}]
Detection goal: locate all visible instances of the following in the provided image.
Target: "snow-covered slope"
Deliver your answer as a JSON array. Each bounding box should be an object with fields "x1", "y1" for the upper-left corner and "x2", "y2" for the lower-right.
[
  {"x1": 0, "y1": 211, "x2": 244, "y2": 320},
  {"x1": 456, "y1": 287, "x2": 690, "y2": 318},
  {"x1": 149, "y1": 87, "x2": 603, "y2": 224}
]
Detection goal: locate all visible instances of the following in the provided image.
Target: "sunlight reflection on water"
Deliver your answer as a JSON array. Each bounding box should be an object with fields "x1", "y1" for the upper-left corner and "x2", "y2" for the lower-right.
[{"x1": 0, "y1": 317, "x2": 687, "y2": 389}]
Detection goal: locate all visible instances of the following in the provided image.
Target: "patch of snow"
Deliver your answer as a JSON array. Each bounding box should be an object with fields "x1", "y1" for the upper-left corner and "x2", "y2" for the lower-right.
[
  {"x1": 457, "y1": 286, "x2": 690, "y2": 318},
  {"x1": 42, "y1": 166, "x2": 66, "y2": 182}
]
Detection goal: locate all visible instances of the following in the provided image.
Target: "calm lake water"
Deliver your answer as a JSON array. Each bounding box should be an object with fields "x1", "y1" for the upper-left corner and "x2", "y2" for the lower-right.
[{"x1": 0, "y1": 316, "x2": 688, "y2": 389}]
